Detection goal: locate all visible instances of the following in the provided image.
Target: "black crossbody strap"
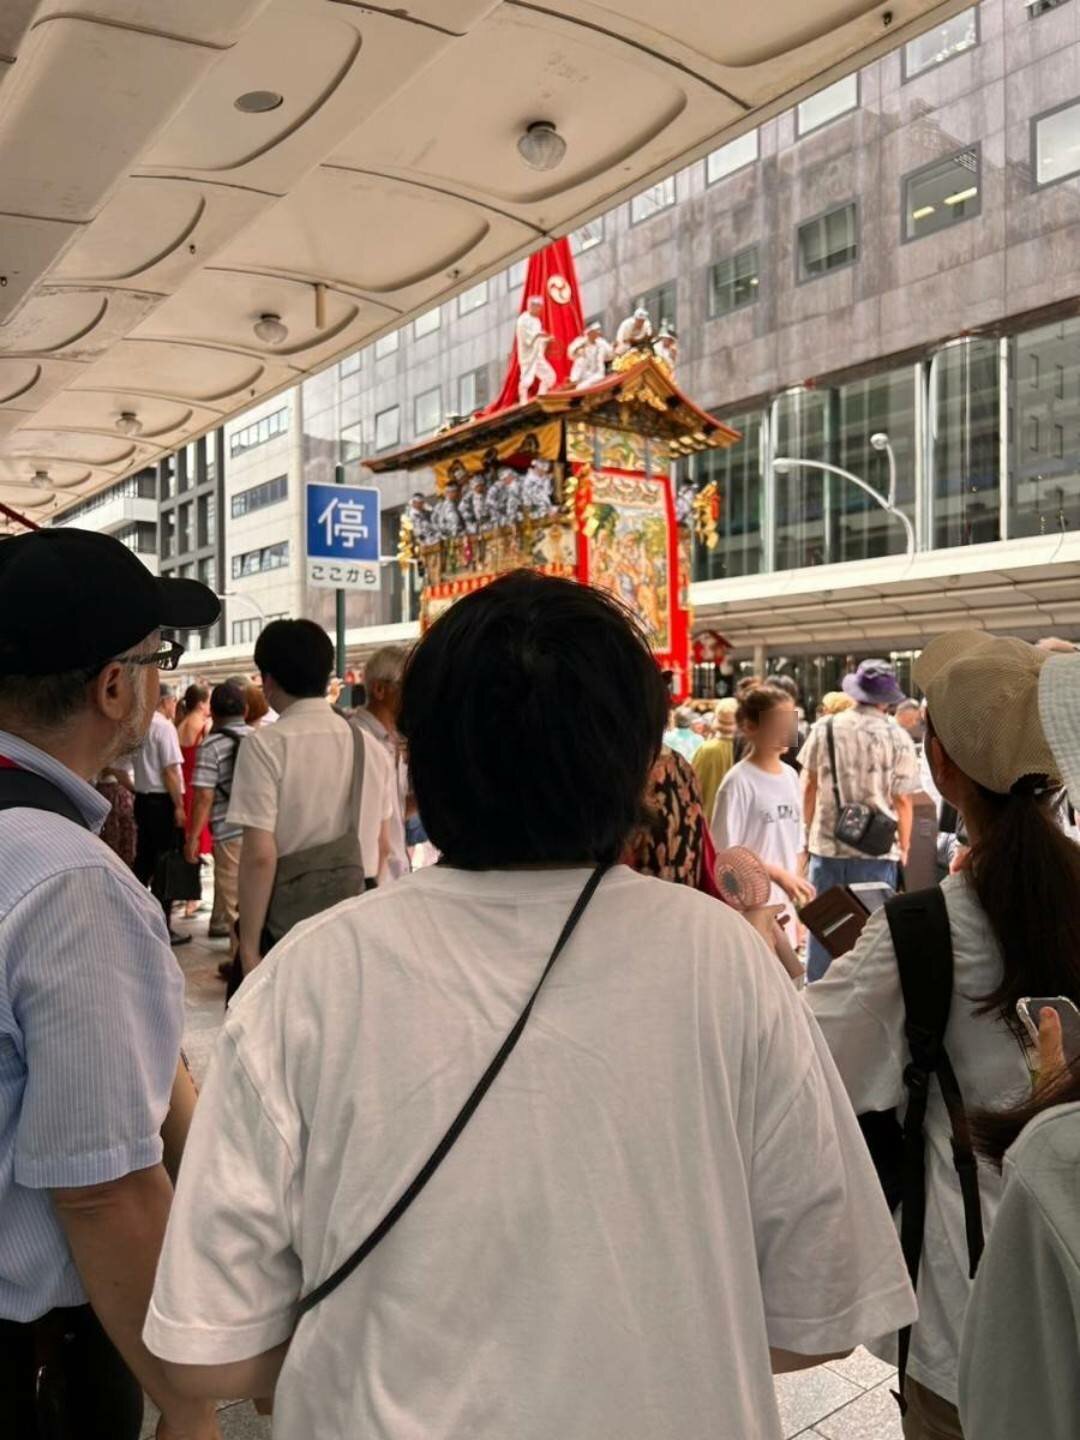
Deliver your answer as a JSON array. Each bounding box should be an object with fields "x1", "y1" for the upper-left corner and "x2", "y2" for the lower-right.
[
  {"x1": 296, "y1": 862, "x2": 612, "y2": 1318},
  {"x1": 825, "y1": 718, "x2": 845, "y2": 814},
  {"x1": 0, "y1": 769, "x2": 89, "y2": 829},
  {"x1": 885, "y1": 887, "x2": 983, "y2": 1412}
]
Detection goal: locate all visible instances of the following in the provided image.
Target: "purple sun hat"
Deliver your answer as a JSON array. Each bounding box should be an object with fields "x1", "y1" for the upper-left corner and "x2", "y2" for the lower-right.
[{"x1": 842, "y1": 659, "x2": 907, "y2": 708}]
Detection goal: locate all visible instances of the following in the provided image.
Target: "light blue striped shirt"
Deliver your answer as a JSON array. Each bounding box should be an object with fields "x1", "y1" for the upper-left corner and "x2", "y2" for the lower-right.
[{"x1": 0, "y1": 729, "x2": 184, "y2": 1322}]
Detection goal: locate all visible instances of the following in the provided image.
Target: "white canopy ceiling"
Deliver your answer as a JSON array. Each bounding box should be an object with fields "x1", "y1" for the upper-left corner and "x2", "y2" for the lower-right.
[{"x1": 0, "y1": 0, "x2": 970, "y2": 516}]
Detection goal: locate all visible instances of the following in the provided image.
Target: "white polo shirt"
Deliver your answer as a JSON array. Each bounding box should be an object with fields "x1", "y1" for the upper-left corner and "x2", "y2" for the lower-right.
[
  {"x1": 132, "y1": 711, "x2": 183, "y2": 795},
  {"x1": 227, "y1": 699, "x2": 387, "y2": 877},
  {"x1": 145, "y1": 866, "x2": 916, "y2": 1439}
]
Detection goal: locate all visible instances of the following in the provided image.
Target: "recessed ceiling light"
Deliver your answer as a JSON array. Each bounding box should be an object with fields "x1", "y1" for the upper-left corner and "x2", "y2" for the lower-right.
[
  {"x1": 115, "y1": 411, "x2": 143, "y2": 436},
  {"x1": 235, "y1": 90, "x2": 284, "y2": 113},
  {"x1": 517, "y1": 121, "x2": 567, "y2": 172},
  {"x1": 254, "y1": 313, "x2": 288, "y2": 345}
]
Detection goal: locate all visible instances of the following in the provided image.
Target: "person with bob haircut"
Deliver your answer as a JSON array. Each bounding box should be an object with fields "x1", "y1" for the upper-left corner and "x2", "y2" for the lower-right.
[{"x1": 144, "y1": 572, "x2": 916, "y2": 1440}]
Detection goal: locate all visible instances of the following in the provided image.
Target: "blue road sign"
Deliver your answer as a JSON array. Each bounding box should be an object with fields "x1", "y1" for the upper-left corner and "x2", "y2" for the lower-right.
[{"x1": 306, "y1": 481, "x2": 380, "y2": 561}]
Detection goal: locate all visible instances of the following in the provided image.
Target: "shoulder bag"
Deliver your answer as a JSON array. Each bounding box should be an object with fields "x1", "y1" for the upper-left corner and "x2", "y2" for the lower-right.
[{"x1": 826, "y1": 716, "x2": 898, "y2": 858}]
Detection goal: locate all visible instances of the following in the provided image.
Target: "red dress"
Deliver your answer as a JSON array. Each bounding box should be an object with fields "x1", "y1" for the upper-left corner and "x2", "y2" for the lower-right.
[{"x1": 181, "y1": 742, "x2": 213, "y2": 856}]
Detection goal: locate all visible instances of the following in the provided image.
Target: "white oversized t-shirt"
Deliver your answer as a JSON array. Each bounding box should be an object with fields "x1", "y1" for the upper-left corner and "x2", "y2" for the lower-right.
[{"x1": 146, "y1": 865, "x2": 916, "y2": 1439}]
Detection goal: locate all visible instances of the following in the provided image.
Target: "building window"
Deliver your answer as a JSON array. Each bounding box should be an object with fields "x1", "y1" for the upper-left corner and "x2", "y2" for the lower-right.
[
  {"x1": 414, "y1": 386, "x2": 442, "y2": 438},
  {"x1": 571, "y1": 218, "x2": 604, "y2": 254},
  {"x1": 630, "y1": 176, "x2": 676, "y2": 225},
  {"x1": 162, "y1": 459, "x2": 176, "y2": 499},
  {"x1": 198, "y1": 556, "x2": 217, "y2": 592},
  {"x1": 458, "y1": 366, "x2": 490, "y2": 416},
  {"x1": 638, "y1": 280, "x2": 677, "y2": 335},
  {"x1": 506, "y1": 259, "x2": 527, "y2": 292},
  {"x1": 231, "y1": 474, "x2": 287, "y2": 519},
  {"x1": 339, "y1": 351, "x2": 361, "y2": 378},
  {"x1": 340, "y1": 421, "x2": 363, "y2": 464},
  {"x1": 375, "y1": 406, "x2": 401, "y2": 452},
  {"x1": 231, "y1": 541, "x2": 289, "y2": 580},
  {"x1": 1027, "y1": 0, "x2": 1070, "y2": 15},
  {"x1": 797, "y1": 202, "x2": 858, "y2": 281},
  {"x1": 903, "y1": 147, "x2": 981, "y2": 241},
  {"x1": 932, "y1": 338, "x2": 1001, "y2": 548},
  {"x1": 691, "y1": 411, "x2": 764, "y2": 582},
  {"x1": 706, "y1": 130, "x2": 758, "y2": 185},
  {"x1": 1009, "y1": 317, "x2": 1080, "y2": 539},
  {"x1": 231, "y1": 617, "x2": 262, "y2": 645},
  {"x1": 457, "y1": 280, "x2": 489, "y2": 315},
  {"x1": 374, "y1": 330, "x2": 399, "y2": 359},
  {"x1": 413, "y1": 307, "x2": 441, "y2": 339},
  {"x1": 197, "y1": 491, "x2": 216, "y2": 547},
  {"x1": 708, "y1": 247, "x2": 760, "y2": 318},
  {"x1": 1032, "y1": 97, "x2": 1080, "y2": 188},
  {"x1": 903, "y1": 8, "x2": 978, "y2": 80},
  {"x1": 115, "y1": 522, "x2": 157, "y2": 555},
  {"x1": 796, "y1": 74, "x2": 858, "y2": 136},
  {"x1": 177, "y1": 502, "x2": 192, "y2": 555},
  {"x1": 228, "y1": 406, "x2": 288, "y2": 458},
  {"x1": 160, "y1": 511, "x2": 175, "y2": 559}
]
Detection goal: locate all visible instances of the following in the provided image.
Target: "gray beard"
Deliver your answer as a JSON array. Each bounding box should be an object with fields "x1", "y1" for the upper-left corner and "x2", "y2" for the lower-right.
[{"x1": 107, "y1": 672, "x2": 155, "y2": 763}]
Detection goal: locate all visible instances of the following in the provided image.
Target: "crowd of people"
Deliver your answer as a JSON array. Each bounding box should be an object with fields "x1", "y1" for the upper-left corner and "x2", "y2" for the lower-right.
[{"x1": 2, "y1": 525, "x2": 1080, "y2": 1440}]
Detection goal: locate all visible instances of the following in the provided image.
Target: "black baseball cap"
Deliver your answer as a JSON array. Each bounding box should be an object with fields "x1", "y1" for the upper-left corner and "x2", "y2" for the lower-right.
[{"x1": 0, "y1": 528, "x2": 221, "y2": 677}]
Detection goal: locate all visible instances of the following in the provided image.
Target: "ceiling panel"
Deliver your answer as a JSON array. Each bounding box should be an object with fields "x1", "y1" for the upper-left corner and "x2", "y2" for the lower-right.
[{"x1": 0, "y1": 0, "x2": 976, "y2": 516}]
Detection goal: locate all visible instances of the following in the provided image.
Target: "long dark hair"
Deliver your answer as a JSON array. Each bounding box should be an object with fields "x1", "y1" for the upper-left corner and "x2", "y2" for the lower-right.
[{"x1": 973, "y1": 1057, "x2": 1080, "y2": 1165}]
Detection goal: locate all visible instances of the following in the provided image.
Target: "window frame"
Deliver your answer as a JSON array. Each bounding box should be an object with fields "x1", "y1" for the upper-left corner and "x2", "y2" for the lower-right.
[
  {"x1": 412, "y1": 307, "x2": 441, "y2": 340},
  {"x1": 629, "y1": 175, "x2": 677, "y2": 226},
  {"x1": 374, "y1": 405, "x2": 401, "y2": 453},
  {"x1": 457, "y1": 280, "x2": 489, "y2": 316},
  {"x1": 338, "y1": 351, "x2": 361, "y2": 379},
  {"x1": 708, "y1": 245, "x2": 761, "y2": 319},
  {"x1": 795, "y1": 200, "x2": 859, "y2": 285},
  {"x1": 901, "y1": 6, "x2": 979, "y2": 82},
  {"x1": 705, "y1": 130, "x2": 759, "y2": 186},
  {"x1": 374, "y1": 330, "x2": 400, "y2": 360},
  {"x1": 230, "y1": 473, "x2": 288, "y2": 520},
  {"x1": 414, "y1": 385, "x2": 443, "y2": 438},
  {"x1": 571, "y1": 218, "x2": 605, "y2": 254},
  {"x1": 900, "y1": 144, "x2": 982, "y2": 243},
  {"x1": 795, "y1": 73, "x2": 859, "y2": 138},
  {"x1": 458, "y1": 366, "x2": 489, "y2": 417},
  {"x1": 1031, "y1": 96, "x2": 1080, "y2": 191}
]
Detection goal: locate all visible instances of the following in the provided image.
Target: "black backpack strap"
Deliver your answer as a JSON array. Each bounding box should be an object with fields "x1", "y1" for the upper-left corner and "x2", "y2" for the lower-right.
[
  {"x1": 211, "y1": 731, "x2": 243, "y2": 800},
  {"x1": 0, "y1": 768, "x2": 89, "y2": 829},
  {"x1": 825, "y1": 717, "x2": 845, "y2": 814},
  {"x1": 296, "y1": 862, "x2": 612, "y2": 1319},
  {"x1": 885, "y1": 888, "x2": 984, "y2": 1411}
]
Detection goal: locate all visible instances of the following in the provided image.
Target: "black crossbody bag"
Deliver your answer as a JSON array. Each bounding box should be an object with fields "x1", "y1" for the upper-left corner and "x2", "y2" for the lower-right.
[
  {"x1": 296, "y1": 863, "x2": 611, "y2": 1318},
  {"x1": 826, "y1": 717, "x2": 898, "y2": 858}
]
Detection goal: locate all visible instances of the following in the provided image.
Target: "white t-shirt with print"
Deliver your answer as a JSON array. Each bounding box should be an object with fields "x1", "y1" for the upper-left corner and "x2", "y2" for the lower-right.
[
  {"x1": 807, "y1": 872, "x2": 1030, "y2": 1405},
  {"x1": 145, "y1": 865, "x2": 915, "y2": 1440},
  {"x1": 711, "y1": 758, "x2": 803, "y2": 927}
]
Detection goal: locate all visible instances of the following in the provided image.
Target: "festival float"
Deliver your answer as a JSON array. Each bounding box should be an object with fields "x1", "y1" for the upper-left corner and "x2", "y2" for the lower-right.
[{"x1": 366, "y1": 238, "x2": 740, "y2": 698}]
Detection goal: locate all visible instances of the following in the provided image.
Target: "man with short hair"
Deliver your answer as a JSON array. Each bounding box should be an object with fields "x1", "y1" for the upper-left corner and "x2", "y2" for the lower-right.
[
  {"x1": 516, "y1": 295, "x2": 555, "y2": 405},
  {"x1": 186, "y1": 683, "x2": 251, "y2": 950},
  {"x1": 132, "y1": 683, "x2": 187, "y2": 944},
  {"x1": 0, "y1": 526, "x2": 220, "y2": 1440},
  {"x1": 894, "y1": 697, "x2": 925, "y2": 745},
  {"x1": 799, "y1": 659, "x2": 920, "y2": 981},
  {"x1": 663, "y1": 705, "x2": 704, "y2": 762},
  {"x1": 229, "y1": 620, "x2": 368, "y2": 975},
  {"x1": 353, "y1": 646, "x2": 410, "y2": 882}
]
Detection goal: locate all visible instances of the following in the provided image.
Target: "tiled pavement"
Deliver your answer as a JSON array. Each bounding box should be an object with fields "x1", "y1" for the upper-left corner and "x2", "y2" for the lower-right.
[{"x1": 165, "y1": 913, "x2": 902, "y2": 1440}]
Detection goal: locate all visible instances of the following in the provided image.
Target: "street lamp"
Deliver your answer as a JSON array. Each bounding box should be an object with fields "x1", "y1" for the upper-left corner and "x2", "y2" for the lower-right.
[{"x1": 772, "y1": 431, "x2": 914, "y2": 561}]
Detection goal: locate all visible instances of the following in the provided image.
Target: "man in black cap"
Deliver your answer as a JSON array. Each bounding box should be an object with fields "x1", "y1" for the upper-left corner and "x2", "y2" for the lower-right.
[{"x1": 0, "y1": 528, "x2": 222, "y2": 1440}]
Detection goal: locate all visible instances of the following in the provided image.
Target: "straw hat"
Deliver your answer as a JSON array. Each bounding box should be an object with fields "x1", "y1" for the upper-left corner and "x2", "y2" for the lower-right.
[{"x1": 913, "y1": 630, "x2": 1060, "y2": 795}]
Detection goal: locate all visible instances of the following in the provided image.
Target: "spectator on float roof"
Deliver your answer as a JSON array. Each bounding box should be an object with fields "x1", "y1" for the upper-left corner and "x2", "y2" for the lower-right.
[{"x1": 144, "y1": 571, "x2": 916, "y2": 1439}]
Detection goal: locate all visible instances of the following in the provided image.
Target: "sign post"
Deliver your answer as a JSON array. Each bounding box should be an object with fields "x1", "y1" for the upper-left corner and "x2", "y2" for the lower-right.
[{"x1": 305, "y1": 473, "x2": 381, "y2": 679}]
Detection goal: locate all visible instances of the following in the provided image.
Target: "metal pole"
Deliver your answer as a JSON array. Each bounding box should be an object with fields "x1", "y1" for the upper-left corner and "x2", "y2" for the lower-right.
[
  {"x1": 771, "y1": 449, "x2": 916, "y2": 561},
  {"x1": 334, "y1": 462, "x2": 347, "y2": 679}
]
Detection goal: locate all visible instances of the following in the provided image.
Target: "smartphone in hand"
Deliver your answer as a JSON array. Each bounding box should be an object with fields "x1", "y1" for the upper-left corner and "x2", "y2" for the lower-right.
[{"x1": 1016, "y1": 996, "x2": 1080, "y2": 1065}]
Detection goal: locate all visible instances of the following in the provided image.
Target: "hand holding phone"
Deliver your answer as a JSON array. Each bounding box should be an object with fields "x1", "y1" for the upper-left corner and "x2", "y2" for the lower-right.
[{"x1": 1016, "y1": 996, "x2": 1080, "y2": 1070}]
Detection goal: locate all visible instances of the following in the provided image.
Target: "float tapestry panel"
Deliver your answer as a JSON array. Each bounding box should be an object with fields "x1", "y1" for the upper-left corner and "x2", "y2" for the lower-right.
[{"x1": 586, "y1": 469, "x2": 672, "y2": 652}]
